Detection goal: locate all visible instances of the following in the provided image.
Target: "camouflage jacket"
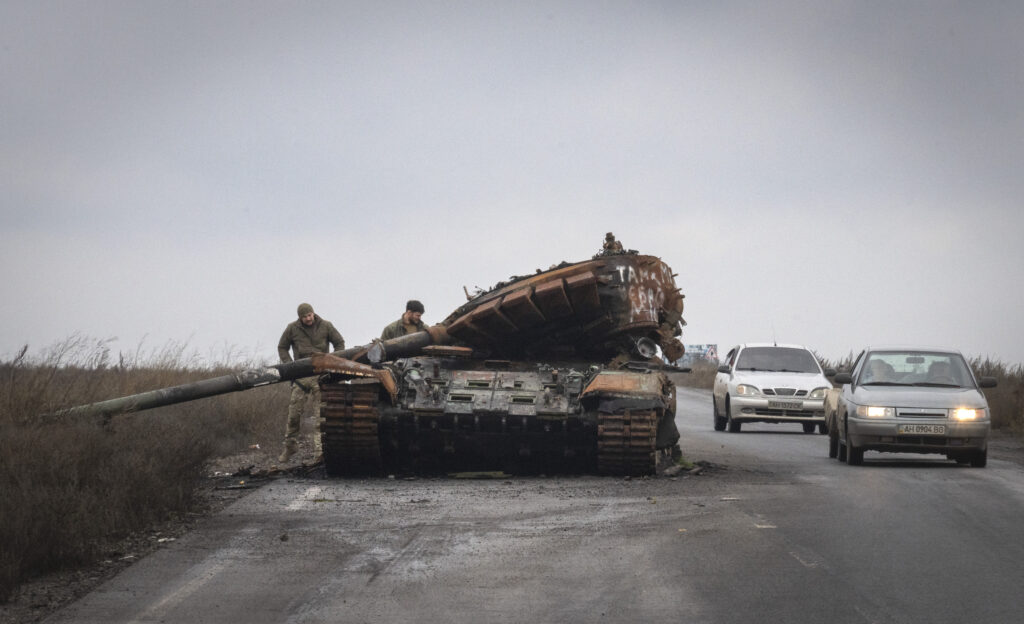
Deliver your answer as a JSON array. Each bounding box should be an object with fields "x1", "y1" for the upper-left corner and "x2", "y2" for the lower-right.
[
  {"x1": 380, "y1": 317, "x2": 426, "y2": 340},
  {"x1": 278, "y1": 316, "x2": 345, "y2": 362}
]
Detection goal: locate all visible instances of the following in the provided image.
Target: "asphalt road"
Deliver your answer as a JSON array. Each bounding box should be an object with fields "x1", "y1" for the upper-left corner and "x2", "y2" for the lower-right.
[{"x1": 46, "y1": 387, "x2": 1024, "y2": 624}]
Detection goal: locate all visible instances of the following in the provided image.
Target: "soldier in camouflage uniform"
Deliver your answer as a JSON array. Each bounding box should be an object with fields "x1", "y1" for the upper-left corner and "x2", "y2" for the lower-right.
[
  {"x1": 277, "y1": 302, "x2": 345, "y2": 463},
  {"x1": 380, "y1": 300, "x2": 426, "y2": 340}
]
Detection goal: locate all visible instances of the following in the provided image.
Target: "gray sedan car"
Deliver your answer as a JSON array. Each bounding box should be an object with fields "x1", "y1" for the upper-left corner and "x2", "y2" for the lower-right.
[{"x1": 828, "y1": 347, "x2": 996, "y2": 467}]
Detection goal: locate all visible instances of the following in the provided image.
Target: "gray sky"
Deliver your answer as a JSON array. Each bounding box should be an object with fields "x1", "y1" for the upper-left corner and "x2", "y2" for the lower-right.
[{"x1": 3, "y1": 1, "x2": 1023, "y2": 368}]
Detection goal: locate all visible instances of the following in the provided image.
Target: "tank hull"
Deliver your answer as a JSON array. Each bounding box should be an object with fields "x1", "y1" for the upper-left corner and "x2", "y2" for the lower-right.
[{"x1": 319, "y1": 355, "x2": 678, "y2": 477}]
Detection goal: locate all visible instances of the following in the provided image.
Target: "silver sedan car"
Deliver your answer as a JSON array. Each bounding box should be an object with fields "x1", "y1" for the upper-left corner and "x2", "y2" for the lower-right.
[{"x1": 829, "y1": 347, "x2": 996, "y2": 467}]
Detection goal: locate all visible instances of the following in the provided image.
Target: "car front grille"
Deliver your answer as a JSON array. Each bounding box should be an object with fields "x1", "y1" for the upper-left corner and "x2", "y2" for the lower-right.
[
  {"x1": 755, "y1": 408, "x2": 818, "y2": 417},
  {"x1": 762, "y1": 388, "x2": 807, "y2": 397},
  {"x1": 897, "y1": 409, "x2": 947, "y2": 419}
]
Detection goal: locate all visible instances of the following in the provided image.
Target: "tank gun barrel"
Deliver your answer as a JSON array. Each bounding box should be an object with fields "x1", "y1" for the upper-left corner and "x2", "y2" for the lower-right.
[
  {"x1": 55, "y1": 358, "x2": 316, "y2": 418},
  {"x1": 53, "y1": 326, "x2": 451, "y2": 418}
]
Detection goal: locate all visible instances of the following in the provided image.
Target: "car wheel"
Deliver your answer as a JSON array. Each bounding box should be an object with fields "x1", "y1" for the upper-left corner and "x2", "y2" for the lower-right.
[
  {"x1": 828, "y1": 429, "x2": 838, "y2": 458},
  {"x1": 818, "y1": 422, "x2": 827, "y2": 435},
  {"x1": 802, "y1": 422, "x2": 816, "y2": 434},
  {"x1": 846, "y1": 429, "x2": 864, "y2": 465},
  {"x1": 713, "y1": 397, "x2": 726, "y2": 431},
  {"x1": 726, "y1": 397, "x2": 741, "y2": 433},
  {"x1": 970, "y1": 449, "x2": 988, "y2": 468},
  {"x1": 837, "y1": 423, "x2": 848, "y2": 462}
]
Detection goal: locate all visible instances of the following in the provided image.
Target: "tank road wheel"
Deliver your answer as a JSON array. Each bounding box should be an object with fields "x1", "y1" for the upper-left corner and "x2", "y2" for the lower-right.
[
  {"x1": 713, "y1": 398, "x2": 727, "y2": 431},
  {"x1": 597, "y1": 409, "x2": 657, "y2": 476},
  {"x1": 319, "y1": 379, "x2": 383, "y2": 477}
]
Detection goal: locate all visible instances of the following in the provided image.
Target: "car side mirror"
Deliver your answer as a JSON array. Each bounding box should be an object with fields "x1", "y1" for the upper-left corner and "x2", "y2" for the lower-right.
[
  {"x1": 717, "y1": 365, "x2": 731, "y2": 374},
  {"x1": 978, "y1": 376, "x2": 998, "y2": 388},
  {"x1": 834, "y1": 372, "x2": 853, "y2": 384},
  {"x1": 824, "y1": 368, "x2": 836, "y2": 377}
]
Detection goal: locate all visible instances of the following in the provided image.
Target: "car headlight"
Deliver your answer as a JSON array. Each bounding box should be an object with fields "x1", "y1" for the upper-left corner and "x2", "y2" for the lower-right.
[
  {"x1": 855, "y1": 405, "x2": 894, "y2": 418},
  {"x1": 808, "y1": 387, "x2": 828, "y2": 399},
  {"x1": 735, "y1": 384, "x2": 760, "y2": 396},
  {"x1": 951, "y1": 408, "x2": 985, "y2": 421}
]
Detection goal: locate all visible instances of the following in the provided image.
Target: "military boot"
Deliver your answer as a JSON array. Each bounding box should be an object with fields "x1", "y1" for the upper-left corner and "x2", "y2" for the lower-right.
[{"x1": 278, "y1": 441, "x2": 297, "y2": 463}]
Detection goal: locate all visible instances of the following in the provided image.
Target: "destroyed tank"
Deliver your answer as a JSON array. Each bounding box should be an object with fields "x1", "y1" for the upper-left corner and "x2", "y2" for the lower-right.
[
  {"x1": 61, "y1": 234, "x2": 687, "y2": 477},
  {"x1": 316, "y1": 234, "x2": 687, "y2": 476}
]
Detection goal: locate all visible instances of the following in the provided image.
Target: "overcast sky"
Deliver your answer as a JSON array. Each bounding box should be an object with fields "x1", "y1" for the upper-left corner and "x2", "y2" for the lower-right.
[{"x1": 2, "y1": 1, "x2": 1022, "y2": 369}]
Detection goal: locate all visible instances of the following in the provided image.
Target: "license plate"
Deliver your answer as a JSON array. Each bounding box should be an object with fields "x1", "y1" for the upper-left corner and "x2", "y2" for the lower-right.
[
  {"x1": 898, "y1": 424, "x2": 946, "y2": 435},
  {"x1": 768, "y1": 401, "x2": 802, "y2": 410}
]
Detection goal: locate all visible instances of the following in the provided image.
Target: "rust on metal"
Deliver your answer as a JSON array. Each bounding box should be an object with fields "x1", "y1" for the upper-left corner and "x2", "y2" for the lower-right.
[
  {"x1": 500, "y1": 287, "x2": 546, "y2": 329},
  {"x1": 312, "y1": 353, "x2": 398, "y2": 401},
  {"x1": 440, "y1": 249, "x2": 685, "y2": 361},
  {"x1": 471, "y1": 298, "x2": 519, "y2": 336},
  {"x1": 532, "y1": 278, "x2": 574, "y2": 320},
  {"x1": 597, "y1": 409, "x2": 657, "y2": 476},
  {"x1": 420, "y1": 345, "x2": 474, "y2": 357},
  {"x1": 581, "y1": 370, "x2": 664, "y2": 399},
  {"x1": 320, "y1": 380, "x2": 383, "y2": 476},
  {"x1": 565, "y1": 271, "x2": 600, "y2": 315},
  {"x1": 425, "y1": 325, "x2": 451, "y2": 345}
]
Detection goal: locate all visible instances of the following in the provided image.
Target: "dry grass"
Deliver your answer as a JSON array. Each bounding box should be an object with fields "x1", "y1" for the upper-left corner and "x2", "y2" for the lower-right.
[
  {"x1": 0, "y1": 337, "x2": 288, "y2": 602},
  {"x1": 968, "y1": 357, "x2": 1024, "y2": 432}
]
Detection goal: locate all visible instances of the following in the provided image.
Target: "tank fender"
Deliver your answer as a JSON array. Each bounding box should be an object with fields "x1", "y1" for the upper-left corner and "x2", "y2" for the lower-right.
[
  {"x1": 580, "y1": 370, "x2": 664, "y2": 402},
  {"x1": 312, "y1": 353, "x2": 398, "y2": 404}
]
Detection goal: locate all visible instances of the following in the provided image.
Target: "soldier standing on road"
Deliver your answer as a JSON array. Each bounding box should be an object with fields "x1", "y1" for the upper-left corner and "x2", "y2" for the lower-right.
[
  {"x1": 380, "y1": 300, "x2": 426, "y2": 340},
  {"x1": 277, "y1": 302, "x2": 344, "y2": 464}
]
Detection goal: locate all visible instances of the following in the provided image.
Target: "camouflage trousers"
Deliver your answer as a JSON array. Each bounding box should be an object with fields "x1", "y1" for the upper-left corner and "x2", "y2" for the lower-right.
[{"x1": 284, "y1": 377, "x2": 322, "y2": 453}]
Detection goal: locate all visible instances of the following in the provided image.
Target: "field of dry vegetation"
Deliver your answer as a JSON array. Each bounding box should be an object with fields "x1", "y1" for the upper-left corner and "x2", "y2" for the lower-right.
[
  {"x1": 1, "y1": 340, "x2": 1022, "y2": 604},
  {"x1": 0, "y1": 337, "x2": 289, "y2": 603}
]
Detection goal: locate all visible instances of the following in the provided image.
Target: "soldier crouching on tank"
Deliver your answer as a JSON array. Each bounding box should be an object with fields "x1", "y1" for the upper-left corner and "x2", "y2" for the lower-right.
[
  {"x1": 380, "y1": 299, "x2": 426, "y2": 339},
  {"x1": 602, "y1": 232, "x2": 623, "y2": 253},
  {"x1": 277, "y1": 302, "x2": 345, "y2": 464}
]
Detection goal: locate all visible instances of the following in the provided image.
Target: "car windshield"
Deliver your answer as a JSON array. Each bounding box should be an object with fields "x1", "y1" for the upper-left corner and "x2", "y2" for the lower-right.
[
  {"x1": 859, "y1": 351, "x2": 973, "y2": 388},
  {"x1": 735, "y1": 347, "x2": 821, "y2": 373}
]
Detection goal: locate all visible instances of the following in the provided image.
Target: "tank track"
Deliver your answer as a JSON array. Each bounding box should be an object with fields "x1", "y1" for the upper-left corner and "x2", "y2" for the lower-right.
[
  {"x1": 596, "y1": 409, "x2": 657, "y2": 476},
  {"x1": 320, "y1": 379, "x2": 383, "y2": 476}
]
